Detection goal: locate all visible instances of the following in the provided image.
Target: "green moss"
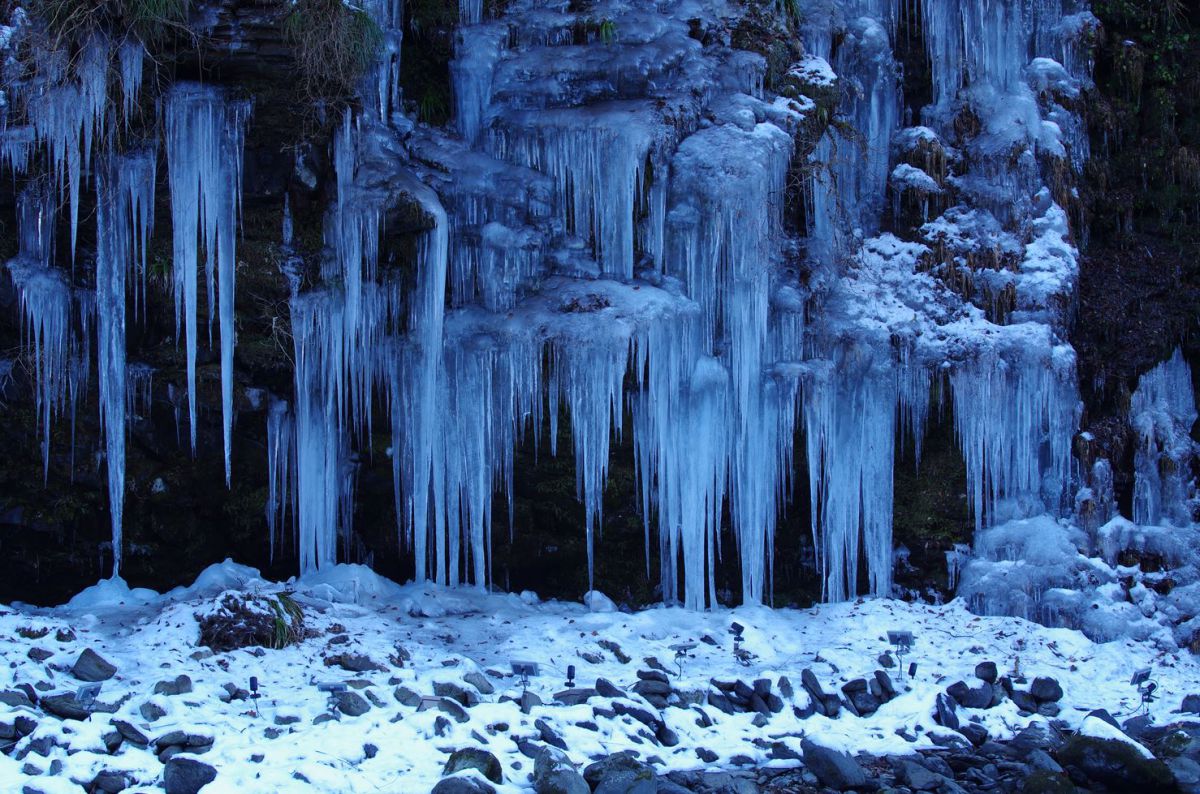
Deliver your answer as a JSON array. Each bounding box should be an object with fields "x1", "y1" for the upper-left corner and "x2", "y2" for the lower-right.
[
  {"x1": 1057, "y1": 736, "x2": 1179, "y2": 791},
  {"x1": 283, "y1": 0, "x2": 384, "y2": 104},
  {"x1": 1022, "y1": 771, "x2": 1079, "y2": 794}
]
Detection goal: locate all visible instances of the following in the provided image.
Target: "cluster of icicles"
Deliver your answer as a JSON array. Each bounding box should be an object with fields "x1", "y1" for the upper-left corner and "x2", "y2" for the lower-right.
[{"x1": 2, "y1": 0, "x2": 1102, "y2": 608}]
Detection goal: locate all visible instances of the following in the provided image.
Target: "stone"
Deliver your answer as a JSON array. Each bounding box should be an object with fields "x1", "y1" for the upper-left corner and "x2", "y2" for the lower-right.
[
  {"x1": 895, "y1": 759, "x2": 942, "y2": 791},
  {"x1": 91, "y1": 770, "x2": 131, "y2": 793},
  {"x1": 946, "y1": 680, "x2": 970, "y2": 704},
  {"x1": 636, "y1": 670, "x2": 670, "y2": 684},
  {"x1": 438, "y1": 697, "x2": 471, "y2": 723},
  {"x1": 696, "y1": 747, "x2": 718, "y2": 763},
  {"x1": 394, "y1": 686, "x2": 422, "y2": 707},
  {"x1": 364, "y1": 743, "x2": 378, "y2": 759},
  {"x1": 333, "y1": 691, "x2": 371, "y2": 717},
  {"x1": 960, "y1": 685, "x2": 994, "y2": 709},
  {"x1": 583, "y1": 752, "x2": 656, "y2": 794},
  {"x1": 1057, "y1": 735, "x2": 1176, "y2": 790},
  {"x1": 444, "y1": 748, "x2": 502, "y2": 784},
  {"x1": 431, "y1": 775, "x2": 496, "y2": 794},
  {"x1": 464, "y1": 671, "x2": 495, "y2": 695},
  {"x1": 553, "y1": 688, "x2": 597, "y2": 706},
  {"x1": 632, "y1": 680, "x2": 671, "y2": 698},
  {"x1": 154, "y1": 675, "x2": 194, "y2": 697},
  {"x1": 327, "y1": 653, "x2": 385, "y2": 673},
  {"x1": 611, "y1": 701, "x2": 659, "y2": 729},
  {"x1": 800, "y1": 738, "x2": 867, "y2": 791},
  {"x1": 595, "y1": 678, "x2": 625, "y2": 699},
  {"x1": 72, "y1": 649, "x2": 117, "y2": 682},
  {"x1": 102, "y1": 729, "x2": 123, "y2": 753},
  {"x1": 1010, "y1": 723, "x2": 1064, "y2": 754},
  {"x1": 140, "y1": 701, "x2": 166, "y2": 721},
  {"x1": 536, "y1": 718, "x2": 568, "y2": 750},
  {"x1": 778, "y1": 676, "x2": 794, "y2": 699},
  {"x1": 163, "y1": 757, "x2": 217, "y2": 794},
  {"x1": 975, "y1": 661, "x2": 998, "y2": 684},
  {"x1": 878, "y1": 653, "x2": 896, "y2": 669},
  {"x1": 435, "y1": 681, "x2": 480, "y2": 708},
  {"x1": 27, "y1": 648, "x2": 52, "y2": 663},
  {"x1": 957, "y1": 723, "x2": 989, "y2": 747},
  {"x1": 1027, "y1": 749, "x2": 1063, "y2": 774},
  {"x1": 1011, "y1": 689, "x2": 1039, "y2": 713},
  {"x1": 874, "y1": 670, "x2": 896, "y2": 700},
  {"x1": 39, "y1": 693, "x2": 90, "y2": 720},
  {"x1": 533, "y1": 746, "x2": 588, "y2": 794},
  {"x1": 655, "y1": 723, "x2": 679, "y2": 747},
  {"x1": 1030, "y1": 677, "x2": 1063, "y2": 703},
  {"x1": 934, "y1": 693, "x2": 959, "y2": 730},
  {"x1": 110, "y1": 719, "x2": 150, "y2": 745},
  {"x1": 0, "y1": 689, "x2": 33, "y2": 708},
  {"x1": 1181, "y1": 694, "x2": 1200, "y2": 714}
]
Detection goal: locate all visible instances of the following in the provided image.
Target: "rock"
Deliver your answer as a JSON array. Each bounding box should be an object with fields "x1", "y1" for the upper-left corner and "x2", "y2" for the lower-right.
[
  {"x1": 1086, "y1": 708, "x2": 1121, "y2": 730},
  {"x1": 1168, "y1": 756, "x2": 1200, "y2": 789},
  {"x1": 1181, "y1": 694, "x2": 1200, "y2": 714},
  {"x1": 328, "y1": 653, "x2": 385, "y2": 673},
  {"x1": 430, "y1": 774, "x2": 496, "y2": 794},
  {"x1": 444, "y1": 748, "x2": 502, "y2": 784},
  {"x1": 364, "y1": 743, "x2": 378, "y2": 759},
  {"x1": 163, "y1": 757, "x2": 218, "y2": 794},
  {"x1": 333, "y1": 691, "x2": 371, "y2": 717},
  {"x1": 27, "y1": 648, "x2": 52, "y2": 663},
  {"x1": 874, "y1": 671, "x2": 896, "y2": 700},
  {"x1": 632, "y1": 680, "x2": 671, "y2": 698},
  {"x1": 1027, "y1": 749, "x2": 1063, "y2": 774},
  {"x1": 655, "y1": 723, "x2": 679, "y2": 747},
  {"x1": 946, "y1": 681, "x2": 971, "y2": 704},
  {"x1": 706, "y1": 691, "x2": 736, "y2": 715},
  {"x1": 72, "y1": 649, "x2": 117, "y2": 682},
  {"x1": 533, "y1": 746, "x2": 588, "y2": 794},
  {"x1": 520, "y1": 691, "x2": 543, "y2": 714},
  {"x1": 583, "y1": 752, "x2": 656, "y2": 794},
  {"x1": 0, "y1": 689, "x2": 33, "y2": 708},
  {"x1": 111, "y1": 719, "x2": 149, "y2": 748},
  {"x1": 554, "y1": 688, "x2": 597, "y2": 706},
  {"x1": 957, "y1": 723, "x2": 989, "y2": 747},
  {"x1": 637, "y1": 670, "x2": 670, "y2": 684},
  {"x1": 435, "y1": 682, "x2": 480, "y2": 708},
  {"x1": 769, "y1": 741, "x2": 801, "y2": 761},
  {"x1": 778, "y1": 676, "x2": 794, "y2": 699},
  {"x1": 154, "y1": 675, "x2": 194, "y2": 697},
  {"x1": 366, "y1": 690, "x2": 388, "y2": 709},
  {"x1": 960, "y1": 685, "x2": 994, "y2": 709},
  {"x1": 696, "y1": 747, "x2": 718, "y2": 763},
  {"x1": 535, "y1": 718, "x2": 568, "y2": 750},
  {"x1": 55, "y1": 628, "x2": 76, "y2": 642},
  {"x1": 1010, "y1": 723, "x2": 1064, "y2": 754},
  {"x1": 394, "y1": 686, "x2": 422, "y2": 707},
  {"x1": 91, "y1": 770, "x2": 131, "y2": 792},
  {"x1": 800, "y1": 739, "x2": 868, "y2": 791},
  {"x1": 878, "y1": 653, "x2": 896, "y2": 669},
  {"x1": 102, "y1": 729, "x2": 123, "y2": 753},
  {"x1": 140, "y1": 701, "x2": 166, "y2": 721},
  {"x1": 1037, "y1": 702, "x2": 1062, "y2": 718},
  {"x1": 464, "y1": 671, "x2": 495, "y2": 695},
  {"x1": 934, "y1": 693, "x2": 960, "y2": 730},
  {"x1": 438, "y1": 697, "x2": 471, "y2": 723},
  {"x1": 1011, "y1": 689, "x2": 1039, "y2": 713},
  {"x1": 595, "y1": 679, "x2": 626, "y2": 699},
  {"x1": 975, "y1": 661, "x2": 999, "y2": 684},
  {"x1": 1030, "y1": 677, "x2": 1063, "y2": 703},
  {"x1": 895, "y1": 759, "x2": 942, "y2": 791},
  {"x1": 39, "y1": 693, "x2": 90, "y2": 720},
  {"x1": 611, "y1": 701, "x2": 659, "y2": 730},
  {"x1": 1057, "y1": 735, "x2": 1176, "y2": 790}
]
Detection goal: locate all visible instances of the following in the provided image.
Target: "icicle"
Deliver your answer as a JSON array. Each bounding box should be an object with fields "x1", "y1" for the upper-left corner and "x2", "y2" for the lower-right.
[
  {"x1": 118, "y1": 39, "x2": 145, "y2": 123},
  {"x1": 266, "y1": 398, "x2": 297, "y2": 562},
  {"x1": 164, "y1": 84, "x2": 251, "y2": 483},
  {"x1": 451, "y1": 25, "x2": 505, "y2": 146},
  {"x1": 1130, "y1": 350, "x2": 1198, "y2": 527},
  {"x1": 94, "y1": 149, "x2": 156, "y2": 577}
]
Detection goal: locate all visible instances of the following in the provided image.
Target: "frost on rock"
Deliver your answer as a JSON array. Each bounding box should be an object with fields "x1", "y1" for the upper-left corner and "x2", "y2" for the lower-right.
[{"x1": 1130, "y1": 350, "x2": 1199, "y2": 528}]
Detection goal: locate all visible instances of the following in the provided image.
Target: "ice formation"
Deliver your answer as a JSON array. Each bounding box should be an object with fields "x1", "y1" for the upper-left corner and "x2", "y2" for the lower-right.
[
  {"x1": 165, "y1": 84, "x2": 251, "y2": 482},
  {"x1": 2, "y1": 0, "x2": 1195, "y2": 634}
]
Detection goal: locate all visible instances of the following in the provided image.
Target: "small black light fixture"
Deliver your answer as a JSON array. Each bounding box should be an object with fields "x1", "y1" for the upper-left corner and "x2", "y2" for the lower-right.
[{"x1": 565, "y1": 664, "x2": 576, "y2": 688}]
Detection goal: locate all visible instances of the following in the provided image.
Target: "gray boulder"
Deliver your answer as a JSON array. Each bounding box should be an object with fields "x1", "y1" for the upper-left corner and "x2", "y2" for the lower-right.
[
  {"x1": 163, "y1": 757, "x2": 217, "y2": 794},
  {"x1": 800, "y1": 739, "x2": 868, "y2": 791},
  {"x1": 583, "y1": 752, "x2": 657, "y2": 794},
  {"x1": 72, "y1": 649, "x2": 117, "y2": 682},
  {"x1": 533, "y1": 746, "x2": 588, "y2": 794},
  {"x1": 443, "y1": 748, "x2": 502, "y2": 784}
]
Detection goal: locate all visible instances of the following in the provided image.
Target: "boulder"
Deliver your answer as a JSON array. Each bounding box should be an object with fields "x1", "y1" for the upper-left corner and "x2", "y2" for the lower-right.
[
  {"x1": 443, "y1": 748, "x2": 502, "y2": 784},
  {"x1": 39, "y1": 693, "x2": 90, "y2": 720},
  {"x1": 463, "y1": 671, "x2": 495, "y2": 695},
  {"x1": 595, "y1": 678, "x2": 626, "y2": 699},
  {"x1": 1181, "y1": 694, "x2": 1200, "y2": 714},
  {"x1": 72, "y1": 648, "x2": 117, "y2": 682},
  {"x1": 533, "y1": 746, "x2": 588, "y2": 794},
  {"x1": 333, "y1": 691, "x2": 371, "y2": 717},
  {"x1": 394, "y1": 686, "x2": 422, "y2": 707},
  {"x1": 163, "y1": 757, "x2": 217, "y2": 794},
  {"x1": 154, "y1": 675, "x2": 194, "y2": 697},
  {"x1": 895, "y1": 759, "x2": 942, "y2": 791},
  {"x1": 583, "y1": 752, "x2": 657, "y2": 794},
  {"x1": 435, "y1": 682, "x2": 479, "y2": 708},
  {"x1": 1057, "y1": 735, "x2": 1176, "y2": 790},
  {"x1": 974, "y1": 661, "x2": 999, "y2": 684},
  {"x1": 430, "y1": 774, "x2": 496, "y2": 794},
  {"x1": 1030, "y1": 677, "x2": 1063, "y2": 703},
  {"x1": 959, "y1": 685, "x2": 994, "y2": 710},
  {"x1": 934, "y1": 693, "x2": 959, "y2": 730},
  {"x1": 800, "y1": 738, "x2": 868, "y2": 791}
]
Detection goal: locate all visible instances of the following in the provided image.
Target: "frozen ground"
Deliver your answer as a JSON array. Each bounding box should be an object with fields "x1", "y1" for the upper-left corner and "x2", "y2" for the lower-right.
[{"x1": 4, "y1": 562, "x2": 1200, "y2": 792}]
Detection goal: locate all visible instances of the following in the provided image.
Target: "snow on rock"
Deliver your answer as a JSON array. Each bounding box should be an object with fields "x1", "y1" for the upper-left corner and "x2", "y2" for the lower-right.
[{"x1": 5, "y1": 564, "x2": 1200, "y2": 791}]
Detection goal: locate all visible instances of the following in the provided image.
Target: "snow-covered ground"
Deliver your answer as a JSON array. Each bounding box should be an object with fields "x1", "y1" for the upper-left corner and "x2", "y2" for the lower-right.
[{"x1": 5, "y1": 561, "x2": 1200, "y2": 792}]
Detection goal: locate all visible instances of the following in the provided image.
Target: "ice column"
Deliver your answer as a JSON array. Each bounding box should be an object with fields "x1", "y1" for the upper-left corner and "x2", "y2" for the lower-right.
[
  {"x1": 165, "y1": 84, "x2": 251, "y2": 481},
  {"x1": 95, "y1": 150, "x2": 156, "y2": 576},
  {"x1": 1130, "y1": 350, "x2": 1198, "y2": 527}
]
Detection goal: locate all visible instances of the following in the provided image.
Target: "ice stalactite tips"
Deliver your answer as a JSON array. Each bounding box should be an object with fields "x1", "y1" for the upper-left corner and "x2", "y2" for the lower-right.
[
  {"x1": 164, "y1": 84, "x2": 251, "y2": 484},
  {"x1": 95, "y1": 150, "x2": 156, "y2": 577}
]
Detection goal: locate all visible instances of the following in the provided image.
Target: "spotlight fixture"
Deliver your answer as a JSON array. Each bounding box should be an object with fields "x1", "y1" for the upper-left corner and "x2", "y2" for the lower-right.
[{"x1": 669, "y1": 642, "x2": 697, "y2": 677}]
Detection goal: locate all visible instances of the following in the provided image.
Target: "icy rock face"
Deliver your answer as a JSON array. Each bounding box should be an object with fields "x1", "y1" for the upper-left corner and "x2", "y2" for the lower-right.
[{"x1": 1130, "y1": 350, "x2": 1199, "y2": 528}]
